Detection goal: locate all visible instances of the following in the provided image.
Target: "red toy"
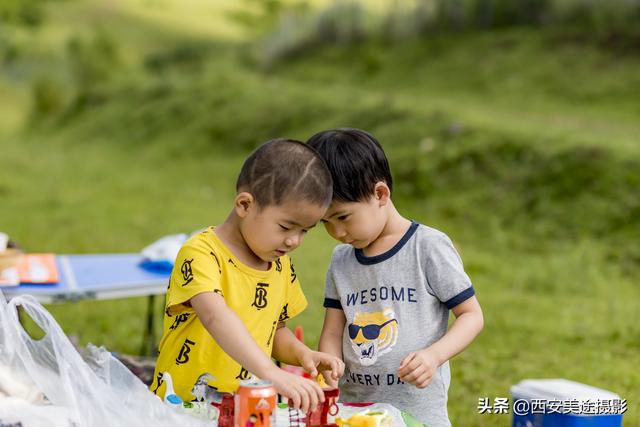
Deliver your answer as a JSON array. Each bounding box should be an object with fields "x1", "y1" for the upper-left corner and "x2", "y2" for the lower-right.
[
  {"x1": 306, "y1": 387, "x2": 340, "y2": 427},
  {"x1": 217, "y1": 393, "x2": 235, "y2": 427}
]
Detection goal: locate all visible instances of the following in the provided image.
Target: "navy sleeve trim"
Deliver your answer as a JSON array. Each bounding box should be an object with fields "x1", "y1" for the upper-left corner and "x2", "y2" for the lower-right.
[
  {"x1": 323, "y1": 298, "x2": 343, "y2": 310},
  {"x1": 444, "y1": 286, "x2": 475, "y2": 309}
]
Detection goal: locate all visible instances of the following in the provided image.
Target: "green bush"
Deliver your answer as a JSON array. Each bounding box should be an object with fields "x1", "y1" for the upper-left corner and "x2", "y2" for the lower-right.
[
  {"x1": 399, "y1": 139, "x2": 640, "y2": 244},
  {"x1": 0, "y1": 0, "x2": 45, "y2": 27},
  {"x1": 257, "y1": 0, "x2": 640, "y2": 64},
  {"x1": 31, "y1": 77, "x2": 65, "y2": 118},
  {"x1": 67, "y1": 30, "x2": 120, "y2": 97},
  {"x1": 144, "y1": 41, "x2": 211, "y2": 74},
  {"x1": 256, "y1": 1, "x2": 366, "y2": 65}
]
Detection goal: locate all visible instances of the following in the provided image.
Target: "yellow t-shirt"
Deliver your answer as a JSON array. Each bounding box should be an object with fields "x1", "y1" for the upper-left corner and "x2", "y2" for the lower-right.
[{"x1": 150, "y1": 227, "x2": 307, "y2": 400}]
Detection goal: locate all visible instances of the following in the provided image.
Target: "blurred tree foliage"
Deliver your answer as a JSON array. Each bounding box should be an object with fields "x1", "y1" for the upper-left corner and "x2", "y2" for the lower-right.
[
  {"x1": 64, "y1": 30, "x2": 120, "y2": 114},
  {"x1": 31, "y1": 77, "x2": 65, "y2": 118},
  {"x1": 1, "y1": 0, "x2": 70, "y2": 67},
  {"x1": 227, "y1": 0, "x2": 312, "y2": 37},
  {"x1": 0, "y1": 0, "x2": 52, "y2": 26},
  {"x1": 256, "y1": 0, "x2": 640, "y2": 63}
]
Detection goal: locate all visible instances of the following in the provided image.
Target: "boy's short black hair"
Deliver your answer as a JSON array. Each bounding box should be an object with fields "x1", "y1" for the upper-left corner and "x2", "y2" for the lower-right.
[
  {"x1": 236, "y1": 138, "x2": 333, "y2": 207},
  {"x1": 306, "y1": 128, "x2": 392, "y2": 203}
]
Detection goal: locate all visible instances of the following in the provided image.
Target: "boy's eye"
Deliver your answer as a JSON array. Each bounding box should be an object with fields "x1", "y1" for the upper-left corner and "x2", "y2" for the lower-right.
[
  {"x1": 337, "y1": 215, "x2": 349, "y2": 221},
  {"x1": 279, "y1": 224, "x2": 290, "y2": 231}
]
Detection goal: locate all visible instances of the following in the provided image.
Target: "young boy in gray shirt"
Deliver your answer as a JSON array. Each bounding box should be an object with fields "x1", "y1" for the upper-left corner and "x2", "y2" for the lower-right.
[{"x1": 307, "y1": 129, "x2": 484, "y2": 427}]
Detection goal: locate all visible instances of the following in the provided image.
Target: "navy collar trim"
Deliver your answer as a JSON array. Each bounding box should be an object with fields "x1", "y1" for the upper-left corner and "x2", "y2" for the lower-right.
[{"x1": 355, "y1": 221, "x2": 419, "y2": 265}]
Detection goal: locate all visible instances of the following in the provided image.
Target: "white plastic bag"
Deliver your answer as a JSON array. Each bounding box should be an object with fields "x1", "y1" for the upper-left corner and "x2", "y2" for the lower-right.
[
  {"x1": 0, "y1": 398, "x2": 75, "y2": 427},
  {"x1": 0, "y1": 290, "x2": 44, "y2": 403},
  {"x1": 0, "y1": 290, "x2": 209, "y2": 427}
]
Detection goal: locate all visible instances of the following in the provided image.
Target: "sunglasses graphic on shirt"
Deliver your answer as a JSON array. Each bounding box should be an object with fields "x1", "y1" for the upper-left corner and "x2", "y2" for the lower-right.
[{"x1": 348, "y1": 319, "x2": 397, "y2": 340}]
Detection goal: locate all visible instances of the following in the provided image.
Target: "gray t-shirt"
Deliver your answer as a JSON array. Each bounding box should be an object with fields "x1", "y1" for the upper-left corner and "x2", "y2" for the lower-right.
[{"x1": 323, "y1": 222, "x2": 475, "y2": 427}]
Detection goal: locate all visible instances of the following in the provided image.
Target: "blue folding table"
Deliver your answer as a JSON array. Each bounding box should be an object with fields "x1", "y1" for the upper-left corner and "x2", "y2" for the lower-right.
[{"x1": 2, "y1": 253, "x2": 171, "y2": 354}]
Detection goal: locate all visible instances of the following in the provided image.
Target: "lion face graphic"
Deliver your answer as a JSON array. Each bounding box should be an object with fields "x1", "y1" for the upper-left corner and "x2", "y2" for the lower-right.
[{"x1": 348, "y1": 309, "x2": 398, "y2": 366}]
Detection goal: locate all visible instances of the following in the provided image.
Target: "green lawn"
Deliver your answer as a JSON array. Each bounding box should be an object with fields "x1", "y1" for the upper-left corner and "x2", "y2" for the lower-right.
[{"x1": 1, "y1": 1, "x2": 638, "y2": 425}]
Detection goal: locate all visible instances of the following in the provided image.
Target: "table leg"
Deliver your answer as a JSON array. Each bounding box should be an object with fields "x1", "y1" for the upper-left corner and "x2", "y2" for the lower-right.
[{"x1": 141, "y1": 294, "x2": 156, "y2": 356}]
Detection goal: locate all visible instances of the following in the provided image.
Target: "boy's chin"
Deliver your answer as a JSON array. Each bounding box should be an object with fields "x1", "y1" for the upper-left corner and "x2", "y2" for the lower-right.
[
  {"x1": 263, "y1": 252, "x2": 284, "y2": 262},
  {"x1": 349, "y1": 240, "x2": 368, "y2": 249},
  {"x1": 250, "y1": 251, "x2": 279, "y2": 264}
]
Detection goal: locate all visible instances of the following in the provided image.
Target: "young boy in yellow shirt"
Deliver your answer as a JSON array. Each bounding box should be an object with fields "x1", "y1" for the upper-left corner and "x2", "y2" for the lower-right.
[{"x1": 151, "y1": 139, "x2": 344, "y2": 413}]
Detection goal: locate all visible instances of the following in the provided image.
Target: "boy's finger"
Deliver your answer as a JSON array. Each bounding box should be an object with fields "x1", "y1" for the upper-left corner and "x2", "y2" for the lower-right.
[
  {"x1": 310, "y1": 382, "x2": 321, "y2": 411},
  {"x1": 313, "y1": 380, "x2": 325, "y2": 402},
  {"x1": 305, "y1": 363, "x2": 318, "y2": 377},
  {"x1": 299, "y1": 384, "x2": 310, "y2": 413},
  {"x1": 399, "y1": 352, "x2": 416, "y2": 369},
  {"x1": 399, "y1": 370, "x2": 413, "y2": 383},
  {"x1": 326, "y1": 380, "x2": 337, "y2": 388},
  {"x1": 416, "y1": 372, "x2": 433, "y2": 388},
  {"x1": 303, "y1": 379, "x2": 321, "y2": 411},
  {"x1": 399, "y1": 363, "x2": 422, "y2": 381},
  {"x1": 302, "y1": 359, "x2": 318, "y2": 377},
  {"x1": 398, "y1": 362, "x2": 413, "y2": 377},
  {"x1": 289, "y1": 390, "x2": 301, "y2": 410},
  {"x1": 402, "y1": 355, "x2": 422, "y2": 374},
  {"x1": 331, "y1": 359, "x2": 341, "y2": 377}
]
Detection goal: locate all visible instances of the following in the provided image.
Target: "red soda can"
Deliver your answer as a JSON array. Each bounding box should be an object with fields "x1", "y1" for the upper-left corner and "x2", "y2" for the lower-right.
[{"x1": 234, "y1": 379, "x2": 277, "y2": 427}]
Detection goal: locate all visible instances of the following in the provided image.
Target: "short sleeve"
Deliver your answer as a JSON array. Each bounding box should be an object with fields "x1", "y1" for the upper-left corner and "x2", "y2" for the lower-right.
[
  {"x1": 280, "y1": 256, "x2": 307, "y2": 320},
  {"x1": 323, "y1": 249, "x2": 342, "y2": 310},
  {"x1": 423, "y1": 234, "x2": 474, "y2": 309},
  {"x1": 165, "y1": 242, "x2": 222, "y2": 316}
]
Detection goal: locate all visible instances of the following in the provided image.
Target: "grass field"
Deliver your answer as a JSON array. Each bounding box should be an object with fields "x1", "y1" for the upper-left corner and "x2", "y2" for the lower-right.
[{"x1": 1, "y1": 1, "x2": 638, "y2": 425}]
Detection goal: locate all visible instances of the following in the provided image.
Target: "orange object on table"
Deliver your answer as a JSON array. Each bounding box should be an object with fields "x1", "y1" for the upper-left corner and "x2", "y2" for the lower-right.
[
  {"x1": 235, "y1": 379, "x2": 277, "y2": 427},
  {"x1": 0, "y1": 253, "x2": 59, "y2": 286}
]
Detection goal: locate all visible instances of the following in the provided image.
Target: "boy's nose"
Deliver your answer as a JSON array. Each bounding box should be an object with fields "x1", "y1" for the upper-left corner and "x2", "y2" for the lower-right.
[
  {"x1": 325, "y1": 222, "x2": 346, "y2": 240},
  {"x1": 284, "y1": 234, "x2": 300, "y2": 248},
  {"x1": 333, "y1": 227, "x2": 347, "y2": 239}
]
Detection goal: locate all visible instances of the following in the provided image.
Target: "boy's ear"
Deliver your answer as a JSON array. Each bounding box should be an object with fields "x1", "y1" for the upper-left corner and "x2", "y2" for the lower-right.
[
  {"x1": 234, "y1": 192, "x2": 255, "y2": 218},
  {"x1": 374, "y1": 181, "x2": 390, "y2": 206}
]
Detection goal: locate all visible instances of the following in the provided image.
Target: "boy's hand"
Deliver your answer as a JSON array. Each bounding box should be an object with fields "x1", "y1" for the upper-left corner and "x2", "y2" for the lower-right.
[
  {"x1": 397, "y1": 347, "x2": 442, "y2": 389},
  {"x1": 319, "y1": 371, "x2": 339, "y2": 388},
  {"x1": 262, "y1": 367, "x2": 324, "y2": 413},
  {"x1": 298, "y1": 350, "x2": 344, "y2": 382}
]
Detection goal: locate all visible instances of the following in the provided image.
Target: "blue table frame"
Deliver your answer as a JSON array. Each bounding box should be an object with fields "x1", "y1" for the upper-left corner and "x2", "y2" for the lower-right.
[{"x1": 2, "y1": 253, "x2": 171, "y2": 354}]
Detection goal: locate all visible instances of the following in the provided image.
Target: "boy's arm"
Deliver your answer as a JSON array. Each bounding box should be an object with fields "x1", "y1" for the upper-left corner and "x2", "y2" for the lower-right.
[
  {"x1": 317, "y1": 308, "x2": 347, "y2": 387},
  {"x1": 428, "y1": 295, "x2": 484, "y2": 363},
  {"x1": 272, "y1": 322, "x2": 344, "y2": 381},
  {"x1": 190, "y1": 292, "x2": 324, "y2": 412},
  {"x1": 398, "y1": 296, "x2": 483, "y2": 388}
]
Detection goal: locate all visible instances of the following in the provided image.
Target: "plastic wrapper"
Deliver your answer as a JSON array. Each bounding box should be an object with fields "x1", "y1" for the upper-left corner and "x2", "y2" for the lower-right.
[{"x1": 0, "y1": 290, "x2": 208, "y2": 427}]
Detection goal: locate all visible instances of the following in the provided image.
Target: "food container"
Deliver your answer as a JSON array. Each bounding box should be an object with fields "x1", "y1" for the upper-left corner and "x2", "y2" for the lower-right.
[{"x1": 510, "y1": 379, "x2": 624, "y2": 427}]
